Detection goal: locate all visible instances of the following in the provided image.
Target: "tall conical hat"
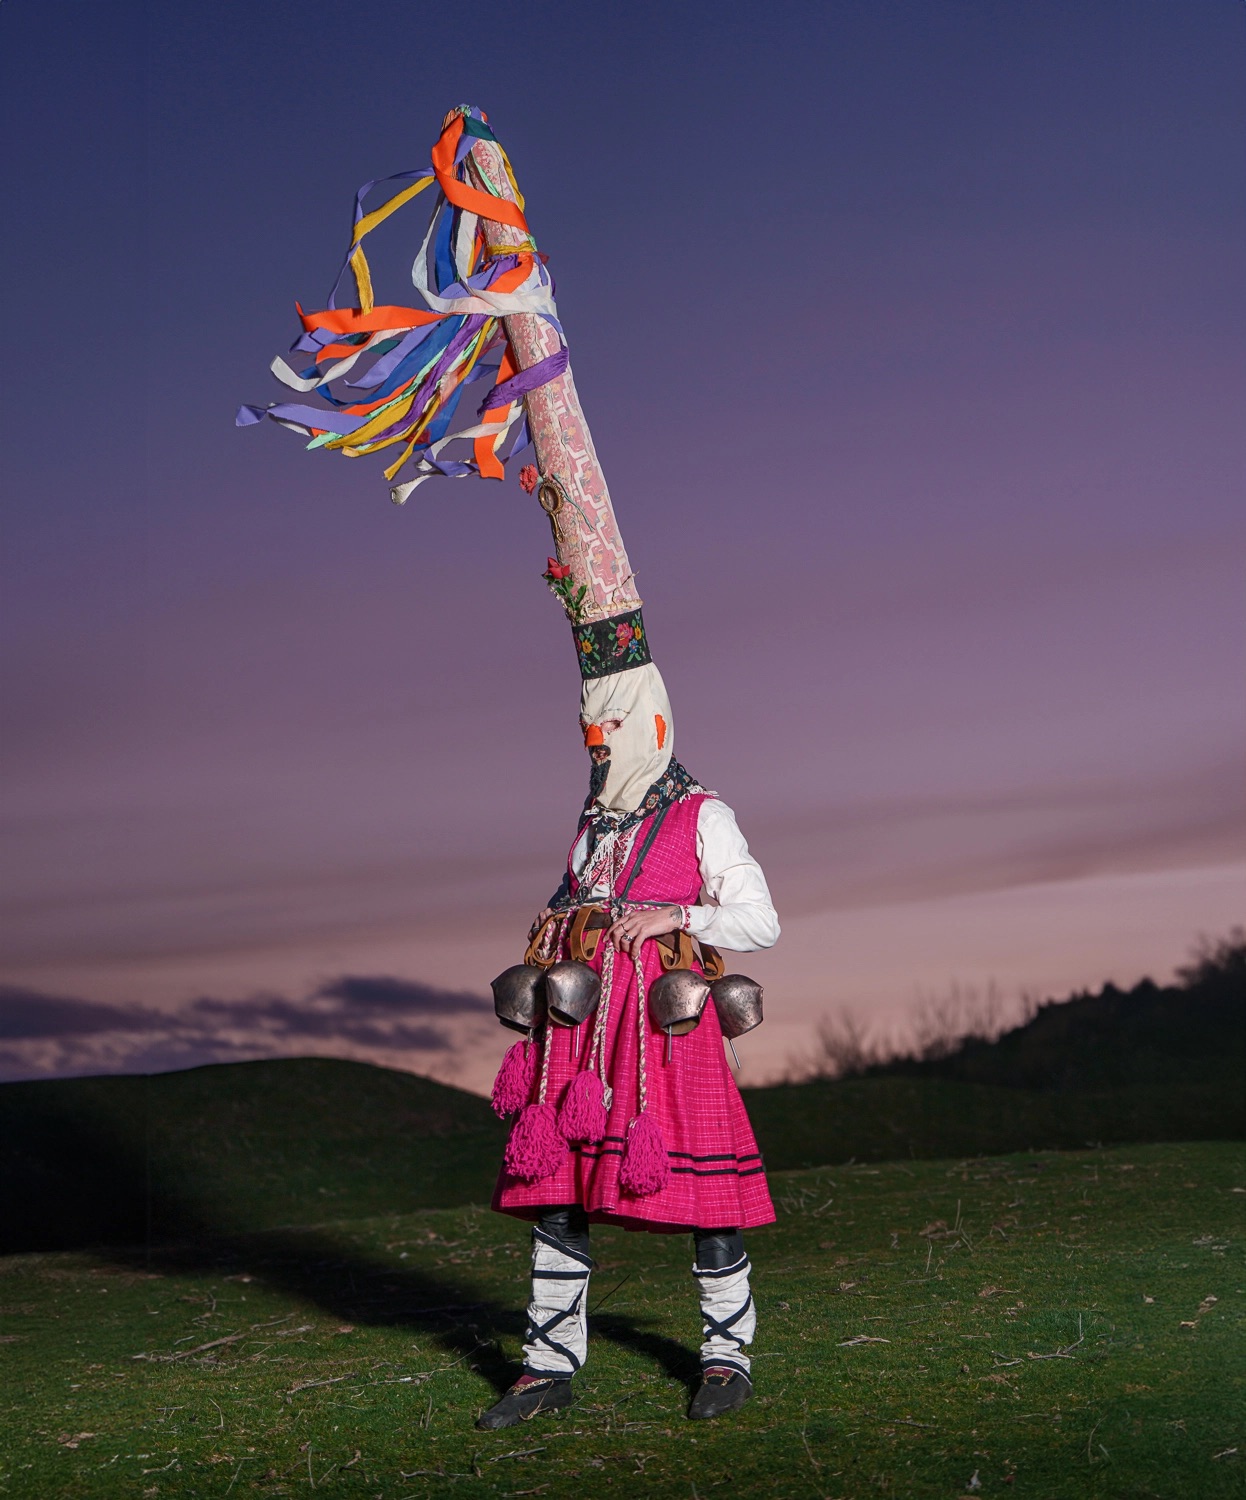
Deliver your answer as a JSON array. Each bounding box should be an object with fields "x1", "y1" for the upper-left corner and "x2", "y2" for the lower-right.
[
  {"x1": 238, "y1": 105, "x2": 648, "y2": 684},
  {"x1": 238, "y1": 113, "x2": 766, "y2": 1149}
]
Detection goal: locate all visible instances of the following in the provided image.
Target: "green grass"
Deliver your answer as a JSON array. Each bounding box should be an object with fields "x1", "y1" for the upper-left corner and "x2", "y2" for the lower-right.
[
  {"x1": 2, "y1": 1141, "x2": 1242, "y2": 1499},
  {"x1": 4, "y1": 1055, "x2": 1239, "y2": 1254},
  {"x1": 746, "y1": 1075, "x2": 1245, "y2": 1172},
  {"x1": 0, "y1": 1061, "x2": 508, "y2": 1251}
]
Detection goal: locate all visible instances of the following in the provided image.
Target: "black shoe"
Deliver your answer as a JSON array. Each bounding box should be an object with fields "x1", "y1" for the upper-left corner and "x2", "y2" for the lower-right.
[
  {"x1": 688, "y1": 1367, "x2": 753, "y2": 1420},
  {"x1": 476, "y1": 1376, "x2": 574, "y2": 1430}
]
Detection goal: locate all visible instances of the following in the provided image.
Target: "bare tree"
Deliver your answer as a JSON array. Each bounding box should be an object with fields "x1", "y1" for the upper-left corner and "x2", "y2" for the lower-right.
[
  {"x1": 788, "y1": 980, "x2": 1042, "y2": 1083},
  {"x1": 909, "y1": 979, "x2": 1020, "y2": 1060},
  {"x1": 784, "y1": 1007, "x2": 886, "y2": 1082},
  {"x1": 1176, "y1": 926, "x2": 1246, "y2": 987},
  {"x1": 783, "y1": 929, "x2": 1239, "y2": 1089}
]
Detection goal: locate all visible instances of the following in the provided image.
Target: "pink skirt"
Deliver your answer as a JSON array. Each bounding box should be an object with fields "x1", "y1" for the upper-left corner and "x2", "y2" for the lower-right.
[{"x1": 492, "y1": 949, "x2": 775, "y2": 1233}]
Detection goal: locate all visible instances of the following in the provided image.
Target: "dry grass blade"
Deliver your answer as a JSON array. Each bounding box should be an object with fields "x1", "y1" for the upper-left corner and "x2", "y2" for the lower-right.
[
  {"x1": 587, "y1": 1273, "x2": 632, "y2": 1315},
  {"x1": 224, "y1": 1457, "x2": 257, "y2": 1495},
  {"x1": 136, "y1": 1332, "x2": 246, "y2": 1362},
  {"x1": 286, "y1": 1373, "x2": 357, "y2": 1395},
  {"x1": 1028, "y1": 1314, "x2": 1085, "y2": 1360}
]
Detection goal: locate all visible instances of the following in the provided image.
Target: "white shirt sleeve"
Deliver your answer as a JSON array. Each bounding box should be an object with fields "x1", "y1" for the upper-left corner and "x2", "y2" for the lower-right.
[{"x1": 684, "y1": 798, "x2": 780, "y2": 952}]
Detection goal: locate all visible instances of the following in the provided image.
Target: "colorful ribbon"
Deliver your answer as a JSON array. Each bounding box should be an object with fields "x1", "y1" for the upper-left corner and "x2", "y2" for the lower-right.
[{"x1": 237, "y1": 106, "x2": 560, "y2": 502}]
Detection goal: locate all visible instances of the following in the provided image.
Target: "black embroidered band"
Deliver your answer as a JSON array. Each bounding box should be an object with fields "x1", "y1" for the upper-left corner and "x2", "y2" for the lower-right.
[{"x1": 573, "y1": 607, "x2": 651, "y2": 679}]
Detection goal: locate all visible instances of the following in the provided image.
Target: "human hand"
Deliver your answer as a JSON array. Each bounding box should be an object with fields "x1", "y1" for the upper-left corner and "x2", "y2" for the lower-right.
[
  {"x1": 607, "y1": 905, "x2": 682, "y2": 959},
  {"x1": 528, "y1": 907, "x2": 555, "y2": 940}
]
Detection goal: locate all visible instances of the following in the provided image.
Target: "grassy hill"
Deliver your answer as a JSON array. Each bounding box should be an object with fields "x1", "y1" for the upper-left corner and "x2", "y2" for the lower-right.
[
  {"x1": 0, "y1": 1060, "x2": 507, "y2": 1253},
  {"x1": 2, "y1": 939, "x2": 1241, "y2": 1255},
  {"x1": 1, "y1": 947, "x2": 1242, "y2": 1496},
  {"x1": 1, "y1": 1142, "x2": 1241, "y2": 1498},
  {"x1": 751, "y1": 935, "x2": 1244, "y2": 1172}
]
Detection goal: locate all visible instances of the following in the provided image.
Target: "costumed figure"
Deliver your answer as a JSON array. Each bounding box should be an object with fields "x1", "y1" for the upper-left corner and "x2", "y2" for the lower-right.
[{"x1": 239, "y1": 105, "x2": 780, "y2": 1428}]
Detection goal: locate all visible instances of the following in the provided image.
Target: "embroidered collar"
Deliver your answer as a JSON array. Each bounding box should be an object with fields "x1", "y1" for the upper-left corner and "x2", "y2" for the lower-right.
[
  {"x1": 579, "y1": 758, "x2": 706, "y2": 848},
  {"x1": 546, "y1": 761, "x2": 709, "y2": 914}
]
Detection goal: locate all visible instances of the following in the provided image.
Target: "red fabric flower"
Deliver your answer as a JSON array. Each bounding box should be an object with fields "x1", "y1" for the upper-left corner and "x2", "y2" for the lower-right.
[
  {"x1": 545, "y1": 557, "x2": 572, "y2": 580},
  {"x1": 518, "y1": 464, "x2": 539, "y2": 494}
]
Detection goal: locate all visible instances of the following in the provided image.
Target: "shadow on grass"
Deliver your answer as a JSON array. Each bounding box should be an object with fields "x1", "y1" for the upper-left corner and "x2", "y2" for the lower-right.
[
  {"x1": 113, "y1": 1228, "x2": 525, "y2": 1398},
  {"x1": 592, "y1": 1312, "x2": 702, "y2": 1393},
  {"x1": 2, "y1": 1090, "x2": 518, "y2": 1392},
  {"x1": 2, "y1": 1092, "x2": 704, "y2": 1397},
  {"x1": 112, "y1": 1230, "x2": 710, "y2": 1401}
]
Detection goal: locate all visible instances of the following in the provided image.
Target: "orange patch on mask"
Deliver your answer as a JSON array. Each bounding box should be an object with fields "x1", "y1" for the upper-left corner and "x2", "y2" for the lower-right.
[
  {"x1": 655, "y1": 714, "x2": 667, "y2": 749},
  {"x1": 583, "y1": 723, "x2": 605, "y2": 747}
]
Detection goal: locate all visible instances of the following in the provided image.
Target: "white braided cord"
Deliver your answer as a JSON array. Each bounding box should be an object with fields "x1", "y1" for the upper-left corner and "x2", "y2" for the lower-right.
[
  {"x1": 537, "y1": 1020, "x2": 555, "y2": 1105},
  {"x1": 587, "y1": 939, "x2": 615, "y2": 1108},
  {"x1": 632, "y1": 951, "x2": 649, "y2": 1114}
]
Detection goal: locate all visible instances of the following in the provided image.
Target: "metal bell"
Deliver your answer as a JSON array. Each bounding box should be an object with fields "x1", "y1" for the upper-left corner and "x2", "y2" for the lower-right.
[
  {"x1": 709, "y1": 974, "x2": 764, "y2": 1039},
  {"x1": 648, "y1": 969, "x2": 710, "y2": 1036},
  {"x1": 543, "y1": 960, "x2": 602, "y2": 1027},
  {"x1": 491, "y1": 964, "x2": 546, "y2": 1033}
]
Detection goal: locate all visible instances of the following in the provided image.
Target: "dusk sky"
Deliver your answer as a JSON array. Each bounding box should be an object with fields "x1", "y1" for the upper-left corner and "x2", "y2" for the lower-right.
[{"x1": 2, "y1": 1, "x2": 1243, "y2": 1093}]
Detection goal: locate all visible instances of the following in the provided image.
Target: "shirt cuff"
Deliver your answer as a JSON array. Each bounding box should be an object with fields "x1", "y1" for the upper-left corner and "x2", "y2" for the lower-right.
[{"x1": 684, "y1": 905, "x2": 712, "y2": 939}]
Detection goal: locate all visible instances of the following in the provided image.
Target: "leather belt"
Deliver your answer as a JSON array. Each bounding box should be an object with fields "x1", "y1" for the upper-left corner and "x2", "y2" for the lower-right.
[{"x1": 523, "y1": 904, "x2": 724, "y2": 980}]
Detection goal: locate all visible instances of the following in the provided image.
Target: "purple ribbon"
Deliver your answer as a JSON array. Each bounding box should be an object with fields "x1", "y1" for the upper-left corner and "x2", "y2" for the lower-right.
[
  {"x1": 366, "y1": 315, "x2": 490, "y2": 445},
  {"x1": 478, "y1": 346, "x2": 568, "y2": 415},
  {"x1": 344, "y1": 322, "x2": 440, "y2": 390},
  {"x1": 240, "y1": 403, "x2": 365, "y2": 435}
]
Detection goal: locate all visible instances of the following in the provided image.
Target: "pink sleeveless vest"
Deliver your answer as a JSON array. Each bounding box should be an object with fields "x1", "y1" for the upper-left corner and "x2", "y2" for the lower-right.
[{"x1": 568, "y1": 793, "x2": 711, "y2": 910}]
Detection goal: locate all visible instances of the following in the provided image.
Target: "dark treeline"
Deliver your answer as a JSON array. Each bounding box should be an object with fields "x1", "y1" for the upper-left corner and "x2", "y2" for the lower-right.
[
  {"x1": 820, "y1": 929, "x2": 1244, "y2": 1091},
  {"x1": 746, "y1": 933, "x2": 1244, "y2": 1171},
  {"x1": 791, "y1": 924, "x2": 1241, "y2": 1092}
]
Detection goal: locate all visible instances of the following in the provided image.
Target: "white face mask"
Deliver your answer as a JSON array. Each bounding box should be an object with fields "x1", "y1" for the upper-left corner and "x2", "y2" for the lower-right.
[{"x1": 579, "y1": 662, "x2": 674, "y2": 814}]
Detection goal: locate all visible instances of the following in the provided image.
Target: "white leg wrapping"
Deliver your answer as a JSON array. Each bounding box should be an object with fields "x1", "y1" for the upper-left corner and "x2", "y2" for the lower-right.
[
  {"x1": 521, "y1": 1227, "x2": 592, "y2": 1378},
  {"x1": 692, "y1": 1253, "x2": 756, "y2": 1377}
]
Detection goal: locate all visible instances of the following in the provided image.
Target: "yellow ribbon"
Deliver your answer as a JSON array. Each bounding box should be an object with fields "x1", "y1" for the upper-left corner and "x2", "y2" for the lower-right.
[{"x1": 348, "y1": 177, "x2": 435, "y2": 314}]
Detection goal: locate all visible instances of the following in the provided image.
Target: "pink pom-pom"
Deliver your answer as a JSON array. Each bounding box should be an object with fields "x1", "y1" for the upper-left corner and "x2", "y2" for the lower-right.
[
  {"x1": 490, "y1": 1039, "x2": 537, "y2": 1118},
  {"x1": 619, "y1": 1112, "x2": 670, "y2": 1197},
  {"x1": 558, "y1": 1070, "x2": 607, "y2": 1143},
  {"x1": 504, "y1": 1103, "x2": 567, "y2": 1182}
]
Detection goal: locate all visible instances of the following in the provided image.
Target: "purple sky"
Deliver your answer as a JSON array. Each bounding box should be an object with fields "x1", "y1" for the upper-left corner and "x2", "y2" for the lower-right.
[{"x1": 2, "y1": 2, "x2": 1243, "y2": 1093}]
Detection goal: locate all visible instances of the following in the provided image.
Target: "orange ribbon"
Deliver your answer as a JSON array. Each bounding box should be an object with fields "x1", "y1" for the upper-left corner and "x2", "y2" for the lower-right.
[
  {"x1": 474, "y1": 339, "x2": 521, "y2": 480},
  {"x1": 297, "y1": 302, "x2": 442, "y2": 335},
  {"x1": 430, "y1": 114, "x2": 529, "y2": 234}
]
